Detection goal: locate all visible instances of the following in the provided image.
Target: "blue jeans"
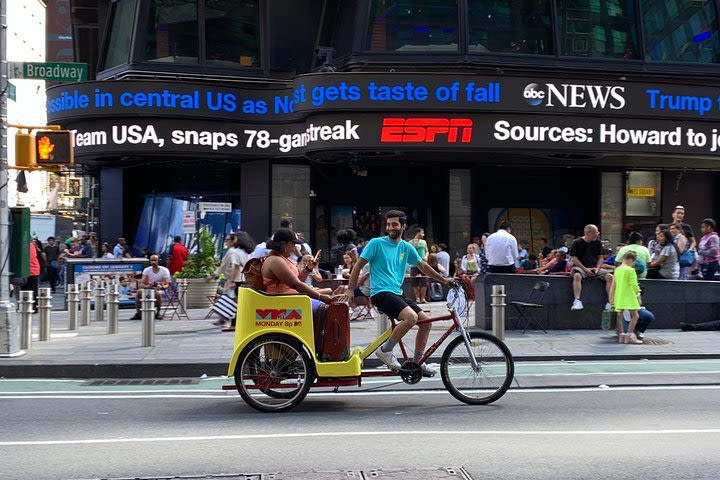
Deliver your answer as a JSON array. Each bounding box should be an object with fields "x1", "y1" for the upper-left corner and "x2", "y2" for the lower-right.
[
  {"x1": 622, "y1": 308, "x2": 654, "y2": 333},
  {"x1": 701, "y1": 261, "x2": 719, "y2": 280}
]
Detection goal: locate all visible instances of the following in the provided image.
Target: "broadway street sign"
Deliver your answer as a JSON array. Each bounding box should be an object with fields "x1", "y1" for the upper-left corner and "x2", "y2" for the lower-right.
[{"x1": 9, "y1": 62, "x2": 87, "y2": 82}]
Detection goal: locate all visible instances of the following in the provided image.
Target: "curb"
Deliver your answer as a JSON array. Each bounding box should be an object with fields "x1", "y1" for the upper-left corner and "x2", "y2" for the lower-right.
[{"x1": 4, "y1": 353, "x2": 720, "y2": 379}]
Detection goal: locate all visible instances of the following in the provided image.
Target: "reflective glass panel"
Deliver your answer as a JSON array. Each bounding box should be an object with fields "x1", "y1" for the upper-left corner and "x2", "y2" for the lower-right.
[
  {"x1": 468, "y1": 0, "x2": 553, "y2": 55},
  {"x1": 205, "y1": 0, "x2": 260, "y2": 66},
  {"x1": 642, "y1": 0, "x2": 720, "y2": 63},
  {"x1": 367, "y1": 0, "x2": 459, "y2": 52},
  {"x1": 557, "y1": 0, "x2": 639, "y2": 59},
  {"x1": 105, "y1": 0, "x2": 137, "y2": 69},
  {"x1": 145, "y1": 0, "x2": 199, "y2": 63}
]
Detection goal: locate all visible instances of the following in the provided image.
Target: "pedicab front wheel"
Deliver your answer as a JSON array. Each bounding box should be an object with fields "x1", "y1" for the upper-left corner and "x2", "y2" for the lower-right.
[
  {"x1": 440, "y1": 331, "x2": 514, "y2": 405},
  {"x1": 234, "y1": 334, "x2": 315, "y2": 412}
]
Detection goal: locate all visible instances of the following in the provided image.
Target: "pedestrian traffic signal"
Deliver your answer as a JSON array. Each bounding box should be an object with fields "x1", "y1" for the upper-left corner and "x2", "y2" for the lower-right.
[
  {"x1": 35, "y1": 130, "x2": 74, "y2": 166},
  {"x1": 14, "y1": 132, "x2": 36, "y2": 167}
]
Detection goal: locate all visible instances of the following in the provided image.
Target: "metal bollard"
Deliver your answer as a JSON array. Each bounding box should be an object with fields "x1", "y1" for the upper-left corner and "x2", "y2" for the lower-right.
[
  {"x1": 67, "y1": 284, "x2": 80, "y2": 331},
  {"x1": 141, "y1": 288, "x2": 156, "y2": 347},
  {"x1": 94, "y1": 281, "x2": 106, "y2": 323},
  {"x1": 107, "y1": 283, "x2": 119, "y2": 334},
  {"x1": 80, "y1": 282, "x2": 92, "y2": 327},
  {"x1": 19, "y1": 291, "x2": 34, "y2": 351},
  {"x1": 38, "y1": 288, "x2": 52, "y2": 341},
  {"x1": 491, "y1": 284, "x2": 506, "y2": 341}
]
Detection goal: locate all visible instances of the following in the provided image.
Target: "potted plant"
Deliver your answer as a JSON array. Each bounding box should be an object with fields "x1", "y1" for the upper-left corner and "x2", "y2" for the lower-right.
[{"x1": 175, "y1": 226, "x2": 220, "y2": 308}]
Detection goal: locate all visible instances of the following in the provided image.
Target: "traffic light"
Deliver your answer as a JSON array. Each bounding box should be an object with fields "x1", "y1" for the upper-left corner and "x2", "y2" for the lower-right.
[
  {"x1": 14, "y1": 132, "x2": 36, "y2": 167},
  {"x1": 35, "y1": 130, "x2": 74, "y2": 166}
]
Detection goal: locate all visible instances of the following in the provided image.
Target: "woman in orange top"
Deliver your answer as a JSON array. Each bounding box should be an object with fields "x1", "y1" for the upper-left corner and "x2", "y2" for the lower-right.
[{"x1": 261, "y1": 228, "x2": 333, "y2": 310}]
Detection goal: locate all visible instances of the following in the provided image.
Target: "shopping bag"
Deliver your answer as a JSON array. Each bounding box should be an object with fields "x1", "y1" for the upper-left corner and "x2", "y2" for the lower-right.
[{"x1": 212, "y1": 293, "x2": 237, "y2": 320}]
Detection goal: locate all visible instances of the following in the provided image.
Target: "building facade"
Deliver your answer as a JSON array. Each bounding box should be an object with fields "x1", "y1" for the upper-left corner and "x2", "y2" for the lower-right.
[{"x1": 48, "y1": 0, "x2": 720, "y2": 261}]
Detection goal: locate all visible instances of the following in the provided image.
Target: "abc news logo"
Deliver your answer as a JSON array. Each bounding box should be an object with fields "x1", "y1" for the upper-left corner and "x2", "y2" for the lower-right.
[
  {"x1": 523, "y1": 82, "x2": 626, "y2": 110},
  {"x1": 380, "y1": 117, "x2": 473, "y2": 143}
]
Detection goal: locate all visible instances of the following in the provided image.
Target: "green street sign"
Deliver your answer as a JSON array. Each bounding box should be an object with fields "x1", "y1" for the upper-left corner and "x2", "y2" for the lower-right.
[
  {"x1": 7, "y1": 82, "x2": 16, "y2": 101},
  {"x1": 9, "y1": 61, "x2": 87, "y2": 82}
]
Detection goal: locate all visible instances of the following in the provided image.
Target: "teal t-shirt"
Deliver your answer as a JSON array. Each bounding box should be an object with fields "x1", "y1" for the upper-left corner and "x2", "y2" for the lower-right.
[{"x1": 361, "y1": 236, "x2": 422, "y2": 296}]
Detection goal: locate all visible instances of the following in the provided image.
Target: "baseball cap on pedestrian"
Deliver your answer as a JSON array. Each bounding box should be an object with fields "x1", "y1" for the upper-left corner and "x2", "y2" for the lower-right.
[{"x1": 272, "y1": 228, "x2": 302, "y2": 244}]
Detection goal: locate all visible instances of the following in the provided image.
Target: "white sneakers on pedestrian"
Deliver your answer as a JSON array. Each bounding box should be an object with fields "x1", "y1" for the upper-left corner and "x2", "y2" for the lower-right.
[
  {"x1": 604, "y1": 302, "x2": 614, "y2": 311},
  {"x1": 375, "y1": 349, "x2": 401, "y2": 371},
  {"x1": 571, "y1": 299, "x2": 584, "y2": 310}
]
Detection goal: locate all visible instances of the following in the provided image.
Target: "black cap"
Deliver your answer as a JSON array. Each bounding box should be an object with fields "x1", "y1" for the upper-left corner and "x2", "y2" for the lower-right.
[{"x1": 272, "y1": 228, "x2": 302, "y2": 244}]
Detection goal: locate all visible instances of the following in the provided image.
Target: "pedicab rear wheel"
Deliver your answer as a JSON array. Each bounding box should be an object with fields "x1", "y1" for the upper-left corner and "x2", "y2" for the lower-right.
[{"x1": 235, "y1": 334, "x2": 315, "y2": 412}]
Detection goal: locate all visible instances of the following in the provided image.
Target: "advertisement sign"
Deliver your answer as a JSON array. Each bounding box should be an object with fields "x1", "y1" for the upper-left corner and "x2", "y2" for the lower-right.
[
  {"x1": 45, "y1": 73, "x2": 720, "y2": 159},
  {"x1": 182, "y1": 211, "x2": 196, "y2": 234},
  {"x1": 67, "y1": 259, "x2": 148, "y2": 297}
]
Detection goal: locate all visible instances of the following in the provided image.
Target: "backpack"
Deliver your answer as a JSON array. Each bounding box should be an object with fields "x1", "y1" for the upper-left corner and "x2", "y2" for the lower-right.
[{"x1": 241, "y1": 257, "x2": 266, "y2": 290}]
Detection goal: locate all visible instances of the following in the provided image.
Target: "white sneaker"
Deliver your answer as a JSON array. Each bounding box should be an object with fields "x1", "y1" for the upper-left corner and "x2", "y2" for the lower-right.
[
  {"x1": 571, "y1": 299, "x2": 584, "y2": 310},
  {"x1": 420, "y1": 363, "x2": 436, "y2": 377},
  {"x1": 375, "y1": 349, "x2": 401, "y2": 371},
  {"x1": 604, "y1": 302, "x2": 614, "y2": 311}
]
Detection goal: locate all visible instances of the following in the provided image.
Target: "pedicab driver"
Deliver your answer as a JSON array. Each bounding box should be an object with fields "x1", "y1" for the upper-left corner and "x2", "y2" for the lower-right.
[{"x1": 342, "y1": 210, "x2": 456, "y2": 376}]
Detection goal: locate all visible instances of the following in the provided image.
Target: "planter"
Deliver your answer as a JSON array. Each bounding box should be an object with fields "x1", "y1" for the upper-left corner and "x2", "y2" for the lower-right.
[{"x1": 183, "y1": 277, "x2": 218, "y2": 309}]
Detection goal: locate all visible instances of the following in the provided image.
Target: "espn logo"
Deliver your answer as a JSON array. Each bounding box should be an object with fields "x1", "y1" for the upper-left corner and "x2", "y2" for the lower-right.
[{"x1": 380, "y1": 118, "x2": 473, "y2": 143}]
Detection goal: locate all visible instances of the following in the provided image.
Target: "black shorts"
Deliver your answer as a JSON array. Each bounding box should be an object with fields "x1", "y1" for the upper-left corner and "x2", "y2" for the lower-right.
[{"x1": 370, "y1": 291, "x2": 422, "y2": 320}]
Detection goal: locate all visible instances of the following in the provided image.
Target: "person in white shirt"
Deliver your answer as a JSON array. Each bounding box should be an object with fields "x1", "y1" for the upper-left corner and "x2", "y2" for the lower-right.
[
  {"x1": 485, "y1": 221, "x2": 518, "y2": 273},
  {"x1": 436, "y1": 243, "x2": 451, "y2": 276},
  {"x1": 130, "y1": 254, "x2": 170, "y2": 320}
]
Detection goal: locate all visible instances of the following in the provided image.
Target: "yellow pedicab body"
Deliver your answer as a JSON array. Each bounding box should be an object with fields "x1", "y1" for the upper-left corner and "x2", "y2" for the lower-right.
[{"x1": 227, "y1": 287, "x2": 362, "y2": 379}]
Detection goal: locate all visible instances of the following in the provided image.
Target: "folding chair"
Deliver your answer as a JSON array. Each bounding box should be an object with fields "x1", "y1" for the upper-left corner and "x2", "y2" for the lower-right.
[
  {"x1": 160, "y1": 282, "x2": 190, "y2": 320},
  {"x1": 510, "y1": 281, "x2": 550, "y2": 333},
  {"x1": 351, "y1": 294, "x2": 374, "y2": 320}
]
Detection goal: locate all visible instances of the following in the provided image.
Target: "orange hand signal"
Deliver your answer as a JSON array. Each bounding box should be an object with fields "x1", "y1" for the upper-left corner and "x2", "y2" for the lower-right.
[{"x1": 37, "y1": 136, "x2": 55, "y2": 160}]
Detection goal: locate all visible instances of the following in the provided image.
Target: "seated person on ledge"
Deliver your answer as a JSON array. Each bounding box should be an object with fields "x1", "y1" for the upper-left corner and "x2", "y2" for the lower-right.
[
  {"x1": 261, "y1": 228, "x2": 334, "y2": 312},
  {"x1": 130, "y1": 254, "x2": 170, "y2": 320}
]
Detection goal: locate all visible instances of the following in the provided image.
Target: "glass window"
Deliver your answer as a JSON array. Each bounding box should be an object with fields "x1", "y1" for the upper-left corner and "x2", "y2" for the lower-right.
[
  {"x1": 105, "y1": 0, "x2": 137, "y2": 69},
  {"x1": 145, "y1": 0, "x2": 199, "y2": 64},
  {"x1": 205, "y1": 0, "x2": 260, "y2": 66},
  {"x1": 558, "y1": 0, "x2": 639, "y2": 59},
  {"x1": 367, "y1": 0, "x2": 459, "y2": 52},
  {"x1": 468, "y1": 0, "x2": 553, "y2": 55},
  {"x1": 642, "y1": 0, "x2": 720, "y2": 63},
  {"x1": 625, "y1": 171, "x2": 661, "y2": 217},
  {"x1": 272, "y1": 165, "x2": 311, "y2": 238}
]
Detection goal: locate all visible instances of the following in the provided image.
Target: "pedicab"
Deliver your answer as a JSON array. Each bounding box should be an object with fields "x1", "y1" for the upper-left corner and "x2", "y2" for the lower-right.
[{"x1": 223, "y1": 284, "x2": 514, "y2": 412}]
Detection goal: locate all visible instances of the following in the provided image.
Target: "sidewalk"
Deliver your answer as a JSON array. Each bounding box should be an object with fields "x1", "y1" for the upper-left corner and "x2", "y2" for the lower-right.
[{"x1": 1, "y1": 301, "x2": 718, "y2": 378}]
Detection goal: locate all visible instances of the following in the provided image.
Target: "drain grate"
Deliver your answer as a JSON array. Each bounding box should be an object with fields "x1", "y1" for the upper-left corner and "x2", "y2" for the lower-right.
[
  {"x1": 599, "y1": 335, "x2": 672, "y2": 346},
  {"x1": 81, "y1": 378, "x2": 200, "y2": 386},
  {"x1": 96, "y1": 467, "x2": 474, "y2": 479}
]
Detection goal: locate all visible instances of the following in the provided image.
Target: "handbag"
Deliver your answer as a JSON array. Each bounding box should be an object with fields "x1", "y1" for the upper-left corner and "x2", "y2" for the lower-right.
[
  {"x1": 211, "y1": 293, "x2": 237, "y2": 321},
  {"x1": 679, "y1": 249, "x2": 697, "y2": 268}
]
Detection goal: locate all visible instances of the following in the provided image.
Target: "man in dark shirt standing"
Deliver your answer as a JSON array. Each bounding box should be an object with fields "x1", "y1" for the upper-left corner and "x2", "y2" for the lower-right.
[
  {"x1": 570, "y1": 224, "x2": 614, "y2": 311},
  {"x1": 43, "y1": 236, "x2": 61, "y2": 293}
]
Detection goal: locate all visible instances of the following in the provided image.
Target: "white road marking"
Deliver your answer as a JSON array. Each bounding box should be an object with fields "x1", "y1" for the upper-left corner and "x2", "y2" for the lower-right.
[
  {"x1": 1, "y1": 384, "x2": 720, "y2": 399},
  {"x1": 3, "y1": 428, "x2": 720, "y2": 446}
]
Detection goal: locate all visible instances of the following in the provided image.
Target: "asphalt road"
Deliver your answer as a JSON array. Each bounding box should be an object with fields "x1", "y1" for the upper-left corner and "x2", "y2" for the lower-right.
[{"x1": 2, "y1": 364, "x2": 720, "y2": 480}]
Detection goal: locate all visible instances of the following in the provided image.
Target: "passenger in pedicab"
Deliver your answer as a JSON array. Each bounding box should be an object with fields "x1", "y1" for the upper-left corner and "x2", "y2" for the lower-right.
[{"x1": 260, "y1": 228, "x2": 335, "y2": 313}]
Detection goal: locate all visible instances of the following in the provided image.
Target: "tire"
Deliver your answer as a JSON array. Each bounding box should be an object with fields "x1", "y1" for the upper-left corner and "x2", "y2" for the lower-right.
[
  {"x1": 234, "y1": 335, "x2": 315, "y2": 412},
  {"x1": 440, "y1": 331, "x2": 514, "y2": 405}
]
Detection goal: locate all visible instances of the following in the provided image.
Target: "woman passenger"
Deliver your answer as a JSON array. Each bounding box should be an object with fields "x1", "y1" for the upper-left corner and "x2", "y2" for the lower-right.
[{"x1": 261, "y1": 228, "x2": 334, "y2": 312}]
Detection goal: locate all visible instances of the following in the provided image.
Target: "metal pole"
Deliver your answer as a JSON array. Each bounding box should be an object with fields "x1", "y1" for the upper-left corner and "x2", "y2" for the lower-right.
[
  {"x1": 67, "y1": 284, "x2": 79, "y2": 331},
  {"x1": 0, "y1": 0, "x2": 18, "y2": 354},
  {"x1": 80, "y1": 282, "x2": 91, "y2": 327},
  {"x1": 377, "y1": 312, "x2": 389, "y2": 337},
  {"x1": 94, "y1": 281, "x2": 105, "y2": 323},
  {"x1": 38, "y1": 287, "x2": 51, "y2": 341},
  {"x1": 141, "y1": 288, "x2": 155, "y2": 347},
  {"x1": 19, "y1": 290, "x2": 33, "y2": 350},
  {"x1": 107, "y1": 283, "x2": 119, "y2": 334},
  {"x1": 491, "y1": 284, "x2": 506, "y2": 341}
]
